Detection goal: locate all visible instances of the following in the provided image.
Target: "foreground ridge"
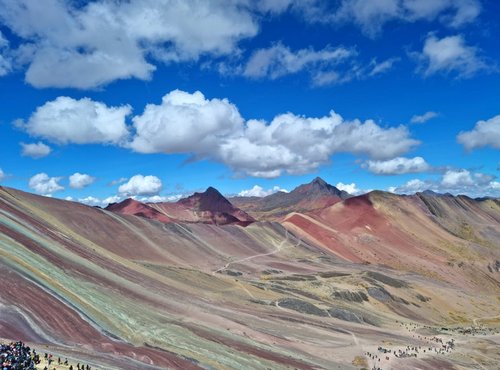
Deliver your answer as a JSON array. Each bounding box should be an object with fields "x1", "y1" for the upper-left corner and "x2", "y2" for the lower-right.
[{"x1": 0, "y1": 183, "x2": 499, "y2": 369}]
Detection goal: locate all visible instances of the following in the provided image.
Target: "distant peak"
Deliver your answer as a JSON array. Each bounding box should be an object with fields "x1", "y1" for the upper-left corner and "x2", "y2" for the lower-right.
[
  {"x1": 198, "y1": 186, "x2": 227, "y2": 201},
  {"x1": 291, "y1": 177, "x2": 351, "y2": 200},
  {"x1": 205, "y1": 186, "x2": 221, "y2": 195},
  {"x1": 312, "y1": 177, "x2": 327, "y2": 186}
]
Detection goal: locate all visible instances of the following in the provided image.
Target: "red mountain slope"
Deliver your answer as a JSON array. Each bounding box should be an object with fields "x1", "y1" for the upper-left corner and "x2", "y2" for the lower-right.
[{"x1": 106, "y1": 198, "x2": 173, "y2": 223}]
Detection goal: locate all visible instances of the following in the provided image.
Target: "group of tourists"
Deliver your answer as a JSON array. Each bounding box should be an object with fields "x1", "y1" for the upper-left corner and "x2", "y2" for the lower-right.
[
  {"x1": 1, "y1": 341, "x2": 94, "y2": 370},
  {"x1": 1, "y1": 341, "x2": 37, "y2": 370}
]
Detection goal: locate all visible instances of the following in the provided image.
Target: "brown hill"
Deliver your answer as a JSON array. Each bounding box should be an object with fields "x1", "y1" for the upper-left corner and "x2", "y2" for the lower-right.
[
  {"x1": 150, "y1": 187, "x2": 255, "y2": 225},
  {"x1": 106, "y1": 198, "x2": 173, "y2": 223},
  {"x1": 231, "y1": 177, "x2": 351, "y2": 220}
]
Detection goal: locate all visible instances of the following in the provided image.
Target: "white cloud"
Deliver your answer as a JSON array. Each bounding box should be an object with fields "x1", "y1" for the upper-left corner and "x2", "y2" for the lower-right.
[
  {"x1": 74, "y1": 192, "x2": 178, "y2": 207},
  {"x1": 0, "y1": 168, "x2": 5, "y2": 181},
  {"x1": 329, "y1": 0, "x2": 481, "y2": 36},
  {"x1": 102, "y1": 195, "x2": 122, "y2": 206},
  {"x1": 66, "y1": 195, "x2": 119, "y2": 207},
  {"x1": 130, "y1": 90, "x2": 418, "y2": 178},
  {"x1": 28, "y1": 172, "x2": 64, "y2": 195},
  {"x1": 19, "y1": 89, "x2": 419, "y2": 179},
  {"x1": 130, "y1": 89, "x2": 243, "y2": 154},
  {"x1": 69, "y1": 172, "x2": 95, "y2": 189},
  {"x1": 139, "y1": 194, "x2": 183, "y2": 203},
  {"x1": 410, "y1": 111, "x2": 438, "y2": 124},
  {"x1": 0, "y1": 0, "x2": 258, "y2": 88},
  {"x1": 389, "y1": 178, "x2": 428, "y2": 194},
  {"x1": 441, "y1": 169, "x2": 474, "y2": 187},
  {"x1": 336, "y1": 182, "x2": 363, "y2": 195},
  {"x1": 457, "y1": 115, "x2": 500, "y2": 151},
  {"x1": 415, "y1": 34, "x2": 490, "y2": 78},
  {"x1": 368, "y1": 57, "x2": 400, "y2": 76},
  {"x1": 238, "y1": 43, "x2": 397, "y2": 85},
  {"x1": 238, "y1": 185, "x2": 288, "y2": 197},
  {"x1": 118, "y1": 175, "x2": 162, "y2": 196},
  {"x1": 20, "y1": 141, "x2": 51, "y2": 158},
  {"x1": 77, "y1": 196, "x2": 102, "y2": 207},
  {"x1": 365, "y1": 156, "x2": 431, "y2": 175},
  {"x1": 391, "y1": 169, "x2": 499, "y2": 197},
  {"x1": 17, "y1": 96, "x2": 131, "y2": 145},
  {"x1": 217, "y1": 113, "x2": 418, "y2": 177},
  {"x1": 243, "y1": 43, "x2": 355, "y2": 79}
]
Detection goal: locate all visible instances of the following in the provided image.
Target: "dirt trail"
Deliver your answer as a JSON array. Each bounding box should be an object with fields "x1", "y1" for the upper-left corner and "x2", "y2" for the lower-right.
[{"x1": 213, "y1": 229, "x2": 291, "y2": 275}]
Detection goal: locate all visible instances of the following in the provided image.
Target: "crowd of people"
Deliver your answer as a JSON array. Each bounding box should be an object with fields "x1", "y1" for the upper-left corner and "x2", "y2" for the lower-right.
[
  {"x1": 1, "y1": 341, "x2": 37, "y2": 370},
  {"x1": 366, "y1": 319, "x2": 498, "y2": 370},
  {"x1": 1, "y1": 341, "x2": 94, "y2": 370}
]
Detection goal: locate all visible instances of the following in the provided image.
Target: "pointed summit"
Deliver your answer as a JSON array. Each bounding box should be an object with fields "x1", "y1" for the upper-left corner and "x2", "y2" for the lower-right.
[
  {"x1": 231, "y1": 177, "x2": 351, "y2": 220},
  {"x1": 294, "y1": 177, "x2": 351, "y2": 199},
  {"x1": 172, "y1": 186, "x2": 255, "y2": 225},
  {"x1": 180, "y1": 186, "x2": 233, "y2": 212},
  {"x1": 311, "y1": 177, "x2": 328, "y2": 186}
]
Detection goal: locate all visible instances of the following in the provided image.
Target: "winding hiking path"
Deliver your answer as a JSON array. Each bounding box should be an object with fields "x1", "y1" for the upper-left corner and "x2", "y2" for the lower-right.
[{"x1": 213, "y1": 229, "x2": 291, "y2": 275}]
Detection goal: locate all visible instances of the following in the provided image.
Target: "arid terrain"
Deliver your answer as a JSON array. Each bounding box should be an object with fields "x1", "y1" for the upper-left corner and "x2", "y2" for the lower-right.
[{"x1": 1, "y1": 178, "x2": 499, "y2": 369}]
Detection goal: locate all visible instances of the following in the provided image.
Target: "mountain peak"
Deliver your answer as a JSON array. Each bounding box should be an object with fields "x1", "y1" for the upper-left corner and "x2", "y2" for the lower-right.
[
  {"x1": 293, "y1": 177, "x2": 351, "y2": 199},
  {"x1": 179, "y1": 186, "x2": 233, "y2": 212},
  {"x1": 311, "y1": 177, "x2": 328, "y2": 186},
  {"x1": 205, "y1": 186, "x2": 223, "y2": 196}
]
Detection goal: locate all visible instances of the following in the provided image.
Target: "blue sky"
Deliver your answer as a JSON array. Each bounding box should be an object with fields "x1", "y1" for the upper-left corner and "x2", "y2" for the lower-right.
[{"x1": 0, "y1": 0, "x2": 499, "y2": 205}]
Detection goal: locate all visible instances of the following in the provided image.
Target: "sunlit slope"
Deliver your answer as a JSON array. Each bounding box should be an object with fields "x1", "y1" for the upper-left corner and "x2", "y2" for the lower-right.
[
  {"x1": 1, "y1": 186, "x2": 499, "y2": 369},
  {"x1": 283, "y1": 191, "x2": 500, "y2": 291}
]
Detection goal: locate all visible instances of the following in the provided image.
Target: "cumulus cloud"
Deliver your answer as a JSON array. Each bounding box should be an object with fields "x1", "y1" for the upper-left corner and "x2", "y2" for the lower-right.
[
  {"x1": 19, "y1": 89, "x2": 419, "y2": 178},
  {"x1": 336, "y1": 182, "x2": 363, "y2": 195},
  {"x1": 0, "y1": 168, "x2": 5, "y2": 181},
  {"x1": 365, "y1": 156, "x2": 431, "y2": 175},
  {"x1": 77, "y1": 196, "x2": 103, "y2": 207},
  {"x1": 16, "y1": 96, "x2": 131, "y2": 145},
  {"x1": 390, "y1": 169, "x2": 499, "y2": 197},
  {"x1": 238, "y1": 185, "x2": 288, "y2": 197},
  {"x1": 441, "y1": 169, "x2": 477, "y2": 187},
  {"x1": 139, "y1": 194, "x2": 183, "y2": 203},
  {"x1": 129, "y1": 90, "x2": 243, "y2": 154},
  {"x1": 415, "y1": 34, "x2": 490, "y2": 78},
  {"x1": 28, "y1": 172, "x2": 64, "y2": 195},
  {"x1": 118, "y1": 175, "x2": 162, "y2": 196},
  {"x1": 20, "y1": 141, "x2": 51, "y2": 158},
  {"x1": 388, "y1": 178, "x2": 428, "y2": 194},
  {"x1": 410, "y1": 111, "x2": 438, "y2": 124},
  {"x1": 74, "y1": 192, "x2": 180, "y2": 207},
  {"x1": 129, "y1": 90, "x2": 418, "y2": 177},
  {"x1": 0, "y1": 0, "x2": 258, "y2": 88},
  {"x1": 457, "y1": 115, "x2": 500, "y2": 151},
  {"x1": 76, "y1": 195, "x2": 122, "y2": 207},
  {"x1": 102, "y1": 195, "x2": 121, "y2": 205},
  {"x1": 325, "y1": 0, "x2": 481, "y2": 37},
  {"x1": 69, "y1": 172, "x2": 95, "y2": 189}
]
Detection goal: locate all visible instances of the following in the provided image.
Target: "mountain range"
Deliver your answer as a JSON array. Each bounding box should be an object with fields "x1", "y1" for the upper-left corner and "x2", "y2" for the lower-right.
[{"x1": 1, "y1": 178, "x2": 499, "y2": 369}]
